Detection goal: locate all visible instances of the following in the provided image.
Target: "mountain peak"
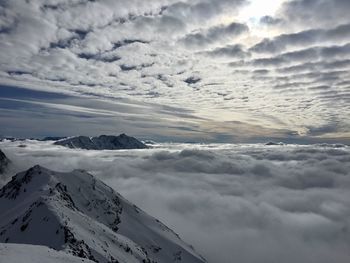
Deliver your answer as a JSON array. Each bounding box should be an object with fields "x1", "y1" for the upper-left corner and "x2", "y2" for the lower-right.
[
  {"x1": 0, "y1": 165, "x2": 205, "y2": 263},
  {"x1": 0, "y1": 149, "x2": 11, "y2": 174},
  {"x1": 54, "y1": 134, "x2": 148, "y2": 150}
]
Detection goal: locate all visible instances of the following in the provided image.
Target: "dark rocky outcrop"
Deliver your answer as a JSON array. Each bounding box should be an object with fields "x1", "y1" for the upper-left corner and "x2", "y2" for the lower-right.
[
  {"x1": 54, "y1": 134, "x2": 148, "y2": 150},
  {"x1": 0, "y1": 149, "x2": 11, "y2": 174}
]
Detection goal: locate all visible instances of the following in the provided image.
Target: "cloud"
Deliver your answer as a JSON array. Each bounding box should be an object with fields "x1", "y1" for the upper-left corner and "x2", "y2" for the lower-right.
[
  {"x1": 0, "y1": 0, "x2": 349, "y2": 142},
  {"x1": 252, "y1": 43, "x2": 350, "y2": 66},
  {"x1": 276, "y1": 59, "x2": 350, "y2": 74},
  {"x1": 251, "y1": 23, "x2": 350, "y2": 54},
  {"x1": 1, "y1": 141, "x2": 350, "y2": 263},
  {"x1": 184, "y1": 76, "x2": 201, "y2": 85},
  {"x1": 206, "y1": 44, "x2": 250, "y2": 58},
  {"x1": 179, "y1": 22, "x2": 249, "y2": 48},
  {"x1": 0, "y1": 85, "x2": 214, "y2": 141},
  {"x1": 2, "y1": 85, "x2": 310, "y2": 143},
  {"x1": 163, "y1": 0, "x2": 247, "y2": 25},
  {"x1": 280, "y1": 0, "x2": 350, "y2": 28},
  {"x1": 259, "y1": 15, "x2": 283, "y2": 26}
]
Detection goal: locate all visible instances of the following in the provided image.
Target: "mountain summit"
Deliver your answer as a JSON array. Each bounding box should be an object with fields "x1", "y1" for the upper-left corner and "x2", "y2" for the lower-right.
[
  {"x1": 54, "y1": 134, "x2": 148, "y2": 150},
  {"x1": 0, "y1": 165, "x2": 205, "y2": 263},
  {"x1": 0, "y1": 149, "x2": 10, "y2": 174}
]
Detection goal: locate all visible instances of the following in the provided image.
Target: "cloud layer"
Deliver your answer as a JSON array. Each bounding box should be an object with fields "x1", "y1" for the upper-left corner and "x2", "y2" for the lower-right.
[
  {"x1": 1, "y1": 140, "x2": 350, "y2": 263},
  {"x1": 0, "y1": 0, "x2": 349, "y2": 141}
]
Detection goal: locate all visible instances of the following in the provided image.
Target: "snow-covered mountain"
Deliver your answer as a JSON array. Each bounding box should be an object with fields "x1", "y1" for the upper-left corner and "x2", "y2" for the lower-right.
[
  {"x1": 0, "y1": 149, "x2": 10, "y2": 174},
  {"x1": 0, "y1": 243, "x2": 95, "y2": 263},
  {"x1": 0, "y1": 165, "x2": 205, "y2": 263},
  {"x1": 54, "y1": 134, "x2": 148, "y2": 150}
]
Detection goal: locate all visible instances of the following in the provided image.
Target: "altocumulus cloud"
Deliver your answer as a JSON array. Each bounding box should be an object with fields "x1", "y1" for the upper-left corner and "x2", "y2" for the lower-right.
[
  {"x1": 1, "y1": 140, "x2": 350, "y2": 263},
  {"x1": 0, "y1": 0, "x2": 349, "y2": 142}
]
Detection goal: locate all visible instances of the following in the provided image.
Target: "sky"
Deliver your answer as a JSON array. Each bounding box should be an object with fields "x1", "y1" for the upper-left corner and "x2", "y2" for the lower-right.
[
  {"x1": 1, "y1": 141, "x2": 350, "y2": 263},
  {"x1": 0, "y1": 0, "x2": 349, "y2": 143}
]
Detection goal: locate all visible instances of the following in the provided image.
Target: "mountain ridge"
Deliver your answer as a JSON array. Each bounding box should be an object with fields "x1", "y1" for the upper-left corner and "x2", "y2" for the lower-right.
[
  {"x1": 54, "y1": 134, "x2": 148, "y2": 150},
  {"x1": 0, "y1": 165, "x2": 205, "y2": 263},
  {"x1": 0, "y1": 149, "x2": 11, "y2": 174}
]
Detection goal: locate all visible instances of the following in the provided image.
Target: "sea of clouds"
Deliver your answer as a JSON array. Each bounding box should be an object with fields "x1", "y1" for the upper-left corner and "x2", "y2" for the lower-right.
[{"x1": 1, "y1": 140, "x2": 350, "y2": 263}]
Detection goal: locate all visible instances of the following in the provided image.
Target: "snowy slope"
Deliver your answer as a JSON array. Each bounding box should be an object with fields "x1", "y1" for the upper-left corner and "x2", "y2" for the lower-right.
[
  {"x1": 0, "y1": 149, "x2": 10, "y2": 174},
  {"x1": 0, "y1": 243, "x2": 95, "y2": 263},
  {"x1": 0, "y1": 165, "x2": 205, "y2": 263},
  {"x1": 54, "y1": 134, "x2": 148, "y2": 150}
]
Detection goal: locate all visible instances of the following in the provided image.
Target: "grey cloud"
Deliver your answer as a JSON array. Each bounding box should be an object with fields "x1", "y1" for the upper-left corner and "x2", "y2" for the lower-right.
[
  {"x1": 47, "y1": 0, "x2": 174, "y2": 31},
  {"x1": 251, "y1": 23, "x2": 350, "y2": 54},
  {"x1": 259, "y1": 16, "x2": 283, "y2": 26},
  {"x1": 306, "y1": 122, "x2": 345, "y2": 137},
  {"x1": 180, "y1": 22, "x2": 249, "y2": 48},
  {"x1": 164, "y1": 0, "x2": 247, "y2": 25},
  {"x1": 307, "y1": 85, "x2": 331, "y2": 92},
  {"x1": 276, "y1": 59, "x2": 350, "y2": 74},
  {"x1": 135, "y1": 14, "x2": 186, "y2": 35},
  {"x1": 280, "y1": 0, "x2": 350, "y2": 27},
  {"x1": 0, "y1": 0, "x2": 59, "y2": 59},
  {"x1": 252, "y1": 69, "x2": 269, "y2": 75},
  {"x1": 274, "y1": 70, "x2": 348, "y2": 84},
  {"x1": 184, "y1": 76, "x2": 201, "y2": 85},
  {"x1": 250, "y1": 43, "x2": 350, "y2": 67},
  {"x1": 0, "y1": 85, "x2": 207, "y2": 141},
  {"x1": 206, "y1": 44, "x2": 250, "y2": 58},
  {"x1": 120, "y1": 64, "x2": 137, "y2": 71},
  {"x1": 77, "y1": 52, "x2": 121, "y2": 63},
  {"x1": 0, "y1": 4, "x2": 17, "y2": 34}
]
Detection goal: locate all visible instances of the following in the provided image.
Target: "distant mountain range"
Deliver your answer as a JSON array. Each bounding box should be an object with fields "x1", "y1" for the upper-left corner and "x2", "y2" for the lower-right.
[
  {"x1": 54, "y1": 134, "x2": 148, "y2": 150},
  {"x1": 265, "y1": 141, "x2": 285, "y2": 146},
  {"x1": 0, "y1": 165, "x2": 205, "y2": 263}
]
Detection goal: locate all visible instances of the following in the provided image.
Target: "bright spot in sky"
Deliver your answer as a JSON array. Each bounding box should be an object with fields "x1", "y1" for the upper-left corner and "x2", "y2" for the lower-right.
[
  {"x1": 238, "y1": 0, "x2": 286, "y2": 22},
  {"x1": 235, "y1": 0, "x2": 286, "y2": 39}
]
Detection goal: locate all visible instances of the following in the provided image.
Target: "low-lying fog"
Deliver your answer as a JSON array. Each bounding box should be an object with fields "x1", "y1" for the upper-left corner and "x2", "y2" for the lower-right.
[{"x1": 1, "y1": 140, "x2": 350, "y2": 263}]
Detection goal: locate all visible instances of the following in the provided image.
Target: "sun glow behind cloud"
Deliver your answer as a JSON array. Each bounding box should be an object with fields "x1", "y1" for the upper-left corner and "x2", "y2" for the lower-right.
[
  {"x1": 237, "y1": 0, "x2": 287, "y2": 39},
  {"x1": 238, "y1": 0, "x2": 286, "y2": 22}
]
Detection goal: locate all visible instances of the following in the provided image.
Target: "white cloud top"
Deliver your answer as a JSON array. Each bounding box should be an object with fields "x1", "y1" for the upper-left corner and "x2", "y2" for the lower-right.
[{"x1": 1, "y1": 140, "x2": 350, "y2": 263}]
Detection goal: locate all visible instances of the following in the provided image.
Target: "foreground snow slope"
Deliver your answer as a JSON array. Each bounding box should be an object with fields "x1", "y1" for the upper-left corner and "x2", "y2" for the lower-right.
[
  {"x1": 0, "y1": 243, "x2": 95, "y2": 263},
  {"x1": 0, "y1": 165, "x2": 205, "y2": 263}
]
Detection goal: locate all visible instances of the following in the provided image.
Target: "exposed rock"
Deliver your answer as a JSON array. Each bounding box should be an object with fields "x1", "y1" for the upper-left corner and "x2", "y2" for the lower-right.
[
  {"x1": 0, "y1": 149, "x2": 11, "y2": 174},
  {"x1": 265, "y1": 141, "x2": 284, "y2": 146},
  {"x1": 54, "y1": 134, "x2": 148, "y2": 150}
]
